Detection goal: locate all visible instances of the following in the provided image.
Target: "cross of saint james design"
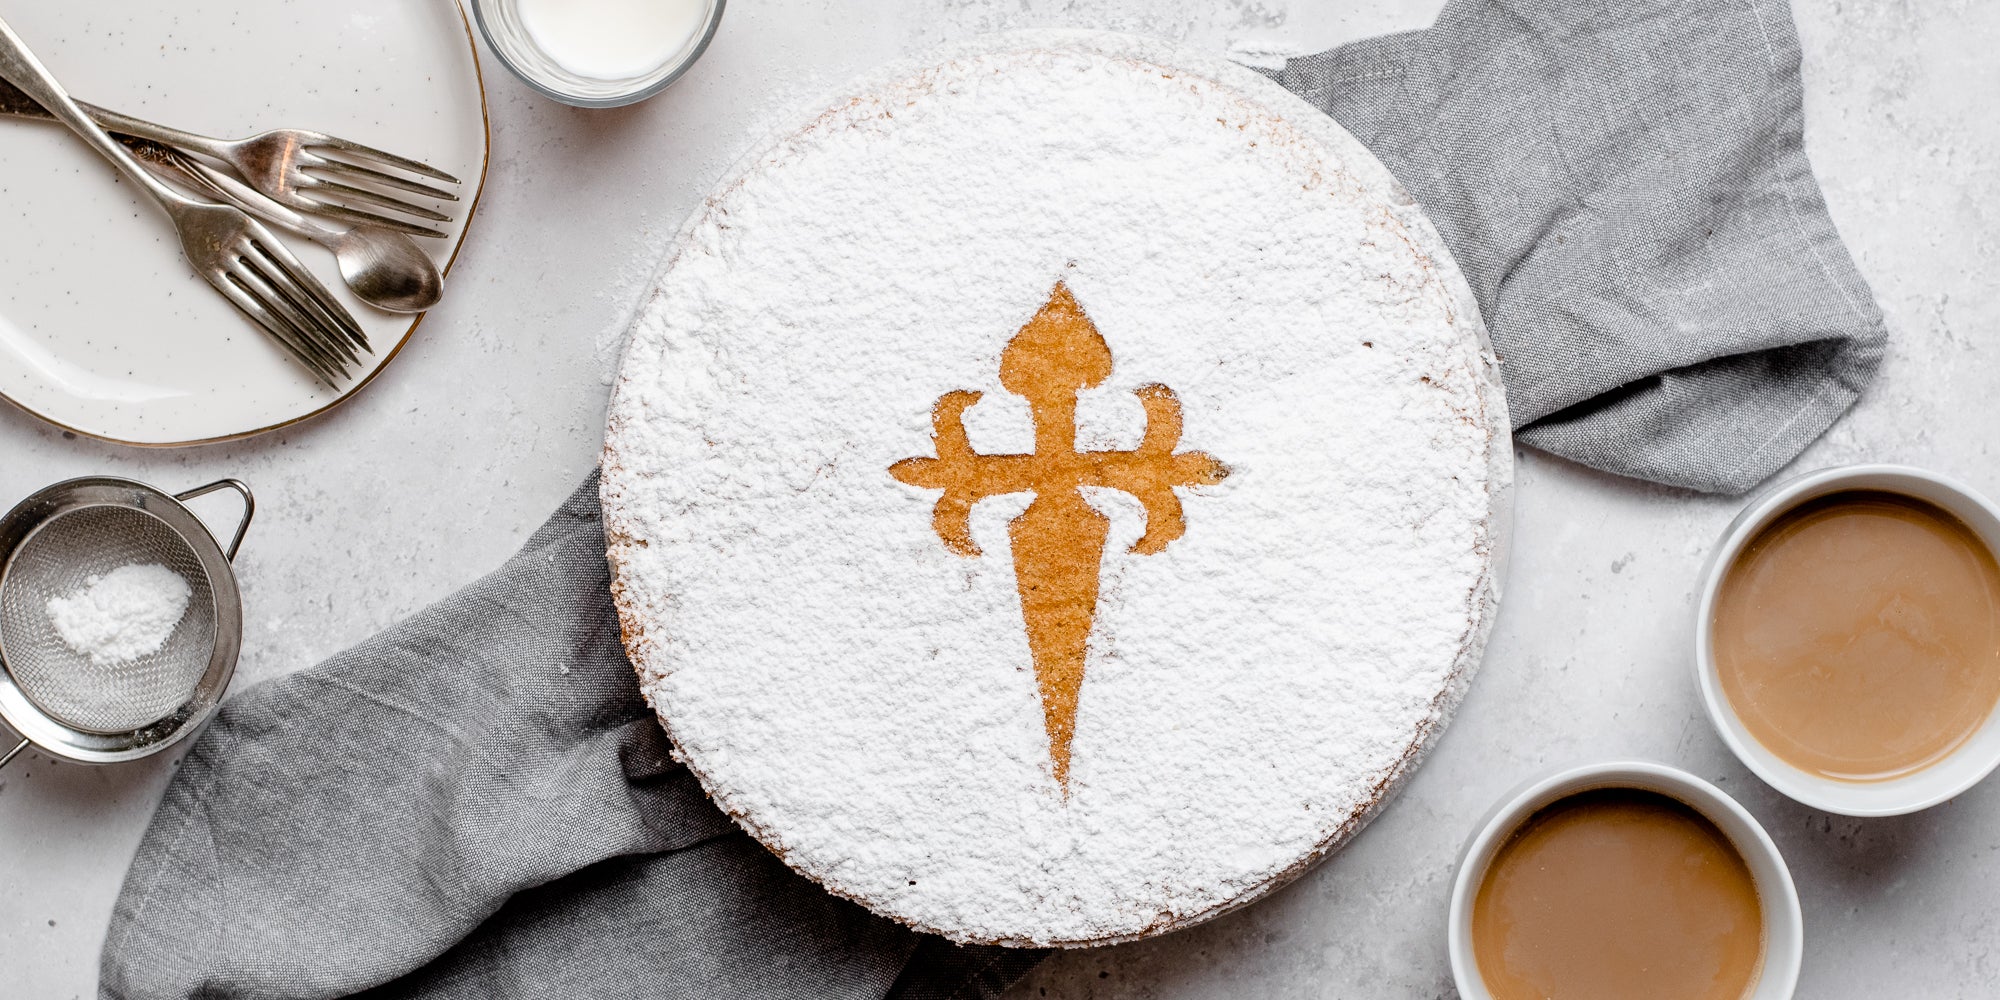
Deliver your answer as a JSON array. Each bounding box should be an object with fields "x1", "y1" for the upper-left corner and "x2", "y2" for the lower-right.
[{"x1": 890, "y1": 282, "x2": 1230, "y2": 792}]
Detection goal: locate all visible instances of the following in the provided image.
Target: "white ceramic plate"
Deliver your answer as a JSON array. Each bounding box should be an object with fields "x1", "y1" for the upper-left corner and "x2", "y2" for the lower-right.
[{"x1": 0, "y1": 0, "x2": 488, "y2": 446}]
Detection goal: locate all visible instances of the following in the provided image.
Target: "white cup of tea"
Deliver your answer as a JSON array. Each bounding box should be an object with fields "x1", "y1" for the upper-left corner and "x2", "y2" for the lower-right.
[
  {"x1": 1695, "y1": 464, "x2": 2000, "y2": 816},
  {"x1": 1448, "y1": 761, "x2": 1803, "y2": 1000}
]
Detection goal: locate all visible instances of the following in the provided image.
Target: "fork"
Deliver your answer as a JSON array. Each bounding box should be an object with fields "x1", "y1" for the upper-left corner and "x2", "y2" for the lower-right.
[
  {"x1": 0, "y1": 75, "x2": 457, "y2": 239},
  {"x1": 131, "y1": 139, "x2": 444, "y2": 314},
  {"x1": 0, "y1": 15, "x2": 369, "y2": 385}
]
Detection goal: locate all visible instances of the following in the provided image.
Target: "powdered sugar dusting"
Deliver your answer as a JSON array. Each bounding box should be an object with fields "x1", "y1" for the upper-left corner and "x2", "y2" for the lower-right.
[
  {"x1": 45, "y1": 562, "x2": 192, "y2": 668},
  {"x1": 603, "y1": 31, "x2": 1509, "y2": 946}
]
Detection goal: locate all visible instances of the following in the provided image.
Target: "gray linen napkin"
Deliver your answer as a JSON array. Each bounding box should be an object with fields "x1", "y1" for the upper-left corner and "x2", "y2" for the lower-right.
[
  {"x1": 1268, "y1": 0, "x2": 1884, "y2": 493},
  {"x1": 100, "y1": 2, "x2": 1882, "y2": 997},
  {"x1": 101, "y1": 474, "x2": 1038, "y2": 1000}
]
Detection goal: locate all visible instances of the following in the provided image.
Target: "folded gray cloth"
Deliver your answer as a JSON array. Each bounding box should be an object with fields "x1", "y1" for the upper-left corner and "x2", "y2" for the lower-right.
[
  {"x1": 102, "y1": 475, "x2": 1039, "y2": 1000},
  {"x1": 1269, "y1": 0, "x2": 1884, "y2": 494},
  {"x1": 100, "y1": 2, "x2": 1882, "y2": 997}
]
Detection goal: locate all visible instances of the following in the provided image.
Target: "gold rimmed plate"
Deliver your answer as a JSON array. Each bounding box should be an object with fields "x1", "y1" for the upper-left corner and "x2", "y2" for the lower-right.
[{"x1": 0, "y1": 0, "x2": 489, "y2": 446}]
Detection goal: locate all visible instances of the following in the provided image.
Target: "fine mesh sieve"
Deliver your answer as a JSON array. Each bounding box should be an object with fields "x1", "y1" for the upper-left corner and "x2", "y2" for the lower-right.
[
  {"x1": 1, "y1": 506, "x2": 217, "y2": 733},
  {"x1": 0, "y1": 477, "x2": 251, "y2": 768}
]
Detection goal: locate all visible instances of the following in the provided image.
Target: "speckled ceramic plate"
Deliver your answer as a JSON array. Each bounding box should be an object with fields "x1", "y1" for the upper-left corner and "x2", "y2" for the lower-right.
[{"x1": 0, "y1": 0, "x2": 488, "y2": 446}]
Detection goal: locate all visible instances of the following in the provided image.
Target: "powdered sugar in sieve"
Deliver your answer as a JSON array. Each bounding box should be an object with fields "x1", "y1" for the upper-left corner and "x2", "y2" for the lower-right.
[{"x1": 0, "y1": 505, "x2": 216, "y2": 734}]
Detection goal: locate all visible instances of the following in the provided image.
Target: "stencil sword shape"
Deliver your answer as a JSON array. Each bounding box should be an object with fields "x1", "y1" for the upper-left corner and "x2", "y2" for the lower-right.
[{"x1": 890, "y1": 282, "x2": 1230, "y2": 792}]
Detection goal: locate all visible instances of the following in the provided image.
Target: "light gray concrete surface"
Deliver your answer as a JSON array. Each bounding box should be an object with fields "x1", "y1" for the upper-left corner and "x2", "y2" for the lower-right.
[{"x1": 2, "y1": 1, "x2": 1996, "y2": 996}]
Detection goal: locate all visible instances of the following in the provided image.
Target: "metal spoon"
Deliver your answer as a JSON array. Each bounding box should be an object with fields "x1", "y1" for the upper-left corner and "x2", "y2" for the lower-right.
[{"x1": 133, "y1": 140, "x2": 443, "y2": 314}]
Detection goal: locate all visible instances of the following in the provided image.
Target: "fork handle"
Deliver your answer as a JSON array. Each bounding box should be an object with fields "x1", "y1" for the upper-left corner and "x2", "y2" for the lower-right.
[
  {"x1": 81, "y1": 100, "x2": 235, "y2": 163},
  {"x1": 0, "y1": 15, "x2": 192, "y2": 209},
  {"x1": 0, "y1": 73, "x2": 233, "y2": 162}
]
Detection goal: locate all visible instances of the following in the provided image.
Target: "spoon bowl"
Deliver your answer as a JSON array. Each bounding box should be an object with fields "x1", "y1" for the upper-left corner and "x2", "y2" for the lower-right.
[{"x1": 331, "y1": 226, "x2": 442, "y2": 314}]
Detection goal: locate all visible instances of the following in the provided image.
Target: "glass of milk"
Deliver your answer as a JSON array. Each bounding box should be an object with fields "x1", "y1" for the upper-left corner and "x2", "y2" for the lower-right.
[{"x1": 472, "y1": 0, "x2": 724, "y2": 107}]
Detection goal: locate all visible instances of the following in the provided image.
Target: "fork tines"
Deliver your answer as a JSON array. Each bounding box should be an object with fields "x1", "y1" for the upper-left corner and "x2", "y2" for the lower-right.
[
  {"x1": 211, "y1": 228, "x2": 371, "y2": 386},
  {"x1": 298, "y1": 134, "x2": 460, "y2": 239}
]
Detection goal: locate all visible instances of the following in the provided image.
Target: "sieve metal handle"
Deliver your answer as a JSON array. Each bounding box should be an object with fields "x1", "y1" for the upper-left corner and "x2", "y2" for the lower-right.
[
  {"x1": 0, "y1": 737, "x2": 25, "y2": 770},
  {"x1": 175, "y1": 479, "x2": 255, "y2": 562}
]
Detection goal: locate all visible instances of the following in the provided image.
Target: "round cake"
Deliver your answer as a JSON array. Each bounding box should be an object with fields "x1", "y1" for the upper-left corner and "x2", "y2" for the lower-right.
[{"x1": 602, "y1": 31, "x2": 1510, "y2": 947}]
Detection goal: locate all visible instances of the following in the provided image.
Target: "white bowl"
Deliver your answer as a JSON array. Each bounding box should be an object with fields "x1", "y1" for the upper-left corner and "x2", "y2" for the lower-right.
[
  {"x1": 1448, "y1": 761, "x2": 1803, "y2": 1000},
  {"x1": 1694, "y1": 464, "x2": 2000, "y2": 816}
]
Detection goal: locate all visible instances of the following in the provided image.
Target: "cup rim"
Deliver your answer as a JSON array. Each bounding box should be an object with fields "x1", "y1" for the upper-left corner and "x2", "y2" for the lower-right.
[
  {"x1": 1693, "y1": 463, "x2": 2000, "y2": 817},
  {"x1": 1447, "y1": 760, "x2": 1803, "y2": 1000},
  {"x1": 471, "y1": 0, "x2": 727, "y2": 109}
]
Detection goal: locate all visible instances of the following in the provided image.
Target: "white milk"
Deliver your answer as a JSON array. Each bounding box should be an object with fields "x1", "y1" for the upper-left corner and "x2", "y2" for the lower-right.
[{"x1": 516, "y1": 0, "x2": 709, "y2": 80}]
